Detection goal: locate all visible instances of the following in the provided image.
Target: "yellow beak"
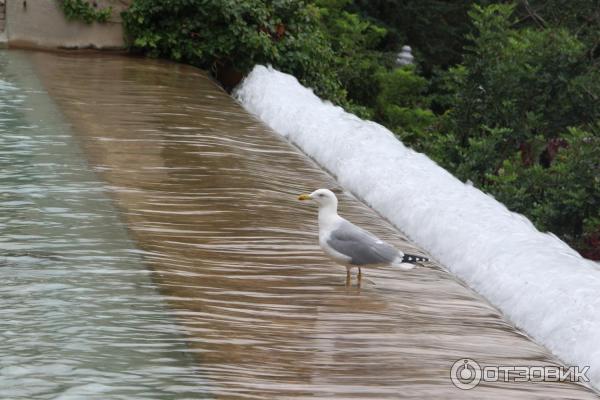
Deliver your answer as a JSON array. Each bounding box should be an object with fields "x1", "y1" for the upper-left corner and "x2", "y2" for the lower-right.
[{"x1": 298, "y1": 194, "x2": 312, "y2": 201}]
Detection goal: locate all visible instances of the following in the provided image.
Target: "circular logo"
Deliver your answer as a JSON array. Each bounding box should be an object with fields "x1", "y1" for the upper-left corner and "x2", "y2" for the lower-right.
[{"x1": 450, "y1": 358, "x2": 482, "y2": 390}]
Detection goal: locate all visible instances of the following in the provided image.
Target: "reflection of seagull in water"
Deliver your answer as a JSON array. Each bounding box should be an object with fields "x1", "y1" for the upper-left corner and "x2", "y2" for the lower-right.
[{"x1": 299, "y1": 189, "x2": 428, "y2": 285}]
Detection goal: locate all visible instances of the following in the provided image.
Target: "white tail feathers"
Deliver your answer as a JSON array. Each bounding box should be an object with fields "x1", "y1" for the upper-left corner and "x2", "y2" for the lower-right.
[{"x1": 396, "y1": 262, "x2": 416, "y2": 270}]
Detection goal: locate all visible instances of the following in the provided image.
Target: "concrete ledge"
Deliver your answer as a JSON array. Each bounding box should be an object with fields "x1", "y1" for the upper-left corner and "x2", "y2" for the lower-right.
[{"x1": 6, "y1": 0, "x2": 130, "y2": 50}]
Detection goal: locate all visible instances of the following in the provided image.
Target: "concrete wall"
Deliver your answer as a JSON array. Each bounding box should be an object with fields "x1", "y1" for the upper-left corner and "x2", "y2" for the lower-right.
[
  {"x1": 0, "y1": 1, "x2": 6, "y2": 33},
  {"x1": 5, "y1": 0, "x2": 130, "y2": 49}
]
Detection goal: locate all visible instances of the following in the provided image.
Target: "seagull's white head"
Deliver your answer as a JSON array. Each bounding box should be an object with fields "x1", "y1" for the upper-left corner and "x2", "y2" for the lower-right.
[{"x1": 298, "y1": 188, "x2": 338, "y2": 209}]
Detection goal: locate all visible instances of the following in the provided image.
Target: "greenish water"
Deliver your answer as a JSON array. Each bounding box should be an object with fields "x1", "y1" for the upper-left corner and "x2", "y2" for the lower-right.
[{"x1": 0, "y1": 52, "x2": 205, "y2": 399}]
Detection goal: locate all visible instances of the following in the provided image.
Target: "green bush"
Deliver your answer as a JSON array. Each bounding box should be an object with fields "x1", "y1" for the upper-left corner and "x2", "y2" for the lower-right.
[
  {"x1": 375, "y1": 66, "x2": 436, "y2": 148},
  {"x1": 352, "y1": 0, "x2": 498, "y2": 73},
  {"x1": 122, "y1": 0, "x2": 346, "y2": 103},
  {"x1": 516, "y1": 0, "x2": 600, "y2": 53},
  {"x1": 60, "y1": 0, "x2": 112, "y2": 24},
  {"x1": 314, "y1": 0, "x2": 389, "y2": 113},
  {"x1": 446, "y1": 4, "x2": 596, "y2": 149},
  {"x1": 434, "y1": 4, "x2": 600, "y2": 258},
  {"x1": 488, "y1": 129, "x2": 599, "y2": 258}
]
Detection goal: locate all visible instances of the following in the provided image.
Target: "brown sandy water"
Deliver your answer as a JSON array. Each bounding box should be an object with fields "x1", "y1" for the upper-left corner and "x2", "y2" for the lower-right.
[{"x1": 26, "y1": 50, "x2": 597, "y2": 399}]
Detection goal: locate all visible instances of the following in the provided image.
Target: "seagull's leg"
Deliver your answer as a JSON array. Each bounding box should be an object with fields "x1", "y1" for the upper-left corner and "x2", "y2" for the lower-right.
[
  {"x1": 357, "y1": 267, "x2": 362, "y2": 287},
  {"x1": 345, "y1": 267, "x2": 351, "y2": 286}
]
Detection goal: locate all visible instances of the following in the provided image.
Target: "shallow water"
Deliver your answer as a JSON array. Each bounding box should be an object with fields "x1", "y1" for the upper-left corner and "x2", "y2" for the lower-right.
[
  {"x1": 1, "y1": 50, "x2": 595, "y2": 399},
  {"x1": 0, "y1": 52, "x2": 205, "y2": 399}
]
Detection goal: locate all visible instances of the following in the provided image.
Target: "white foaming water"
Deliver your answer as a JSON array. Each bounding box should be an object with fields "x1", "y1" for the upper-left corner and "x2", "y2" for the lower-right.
[{"x1": 235, "y1": 65, "x2": 600, "y2": 388}]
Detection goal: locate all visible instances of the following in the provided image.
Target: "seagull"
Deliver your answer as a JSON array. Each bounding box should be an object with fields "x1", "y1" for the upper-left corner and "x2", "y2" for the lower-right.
[{"x1": 298, "y1": 189, "x2": 428, "y2": 285}]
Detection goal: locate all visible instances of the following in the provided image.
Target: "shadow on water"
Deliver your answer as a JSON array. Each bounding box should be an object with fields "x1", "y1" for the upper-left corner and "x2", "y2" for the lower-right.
[{"x1": 5, "y1": 49, "x2": 596, "y2": 399}]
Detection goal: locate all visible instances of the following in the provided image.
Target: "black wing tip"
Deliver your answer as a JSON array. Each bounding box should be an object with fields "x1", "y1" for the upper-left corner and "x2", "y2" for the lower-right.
[{"x1": 401, "y1": 253, "x2": 430, "y2": 264}]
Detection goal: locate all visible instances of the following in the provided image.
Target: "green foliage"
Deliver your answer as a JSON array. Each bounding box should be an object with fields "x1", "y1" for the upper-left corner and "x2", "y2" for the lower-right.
[
  {"x1": 122, "y1": 0, "x2": 346, "y2": 104},
  {"x1": 375, "y1": 66, "x2": 436, "y2": 147},
  {"x1": 60, "y1": 0, "x2": 112, "y2": 24},
  {"x1": 448, "y1": 4, "x2": 595, "y2": 147},
  {"x1": 314, "y1": 0, "x2": 389, "y2": 112},
  {"x1": 516, "y1": 0, "x2": 600, "y2": 57},
  {"x1": 433, "y1": 4, "x2": 600, "y2": 258},
  {"x1": 352, "y1": 0, "x2": 496, "y2": 73},
  {"x1": 488, "y1": 129, "x2": 600, "y2": 258}
]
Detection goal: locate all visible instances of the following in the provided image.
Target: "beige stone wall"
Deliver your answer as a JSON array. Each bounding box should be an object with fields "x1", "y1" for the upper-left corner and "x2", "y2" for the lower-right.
[{"x1": 5, "y1": 0, "x2": 131, "y2": 49}]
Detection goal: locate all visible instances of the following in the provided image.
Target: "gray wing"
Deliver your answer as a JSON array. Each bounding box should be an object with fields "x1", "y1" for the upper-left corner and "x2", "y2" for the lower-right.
[{"x1": 327, "y1": 220, "x2": 399, "y2": 265}]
